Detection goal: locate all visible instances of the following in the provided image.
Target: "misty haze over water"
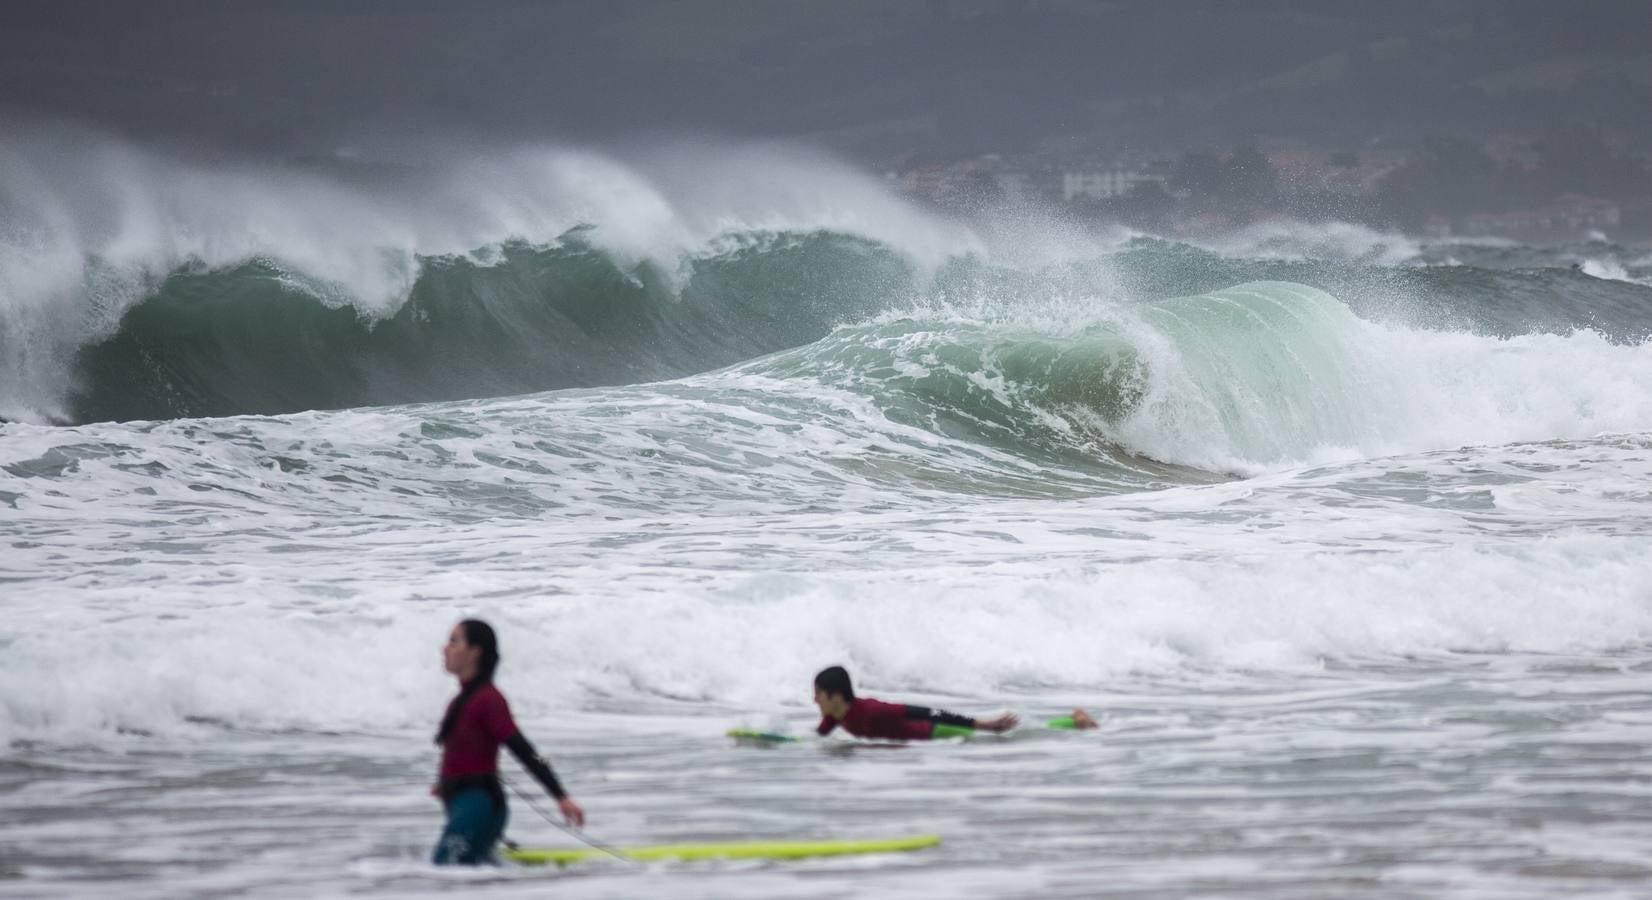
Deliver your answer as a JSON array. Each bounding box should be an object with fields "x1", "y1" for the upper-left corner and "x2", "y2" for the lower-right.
[{"x1": 6, "y1": 1, "x2": 1649, "y2": 238}]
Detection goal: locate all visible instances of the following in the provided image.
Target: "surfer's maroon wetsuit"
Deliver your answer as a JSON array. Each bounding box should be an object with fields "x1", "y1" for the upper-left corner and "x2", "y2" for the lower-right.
[
  {"x1": 816, "y1": 697, "x2": 977, "y2": 741},
  {"x1": 437, "y1": 681, "x2": 565, "y2": 805}
]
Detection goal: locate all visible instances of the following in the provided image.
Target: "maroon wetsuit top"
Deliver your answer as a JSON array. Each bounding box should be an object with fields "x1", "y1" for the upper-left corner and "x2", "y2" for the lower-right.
[
  {"x1": 817, "y1": 697, "x2": 969, "y2": 741},
  {"x1": 438, "y1": 682, "x2": 519, "y2": 779},
  {"x1": 435, "y1": 681, "x2": 566, "y2": 805}
]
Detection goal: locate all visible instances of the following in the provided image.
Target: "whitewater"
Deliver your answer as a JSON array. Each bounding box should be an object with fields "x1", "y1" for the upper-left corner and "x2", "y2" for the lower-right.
[{"x1": 3, "y1": 131, "x2": 1652, "y2": 899}]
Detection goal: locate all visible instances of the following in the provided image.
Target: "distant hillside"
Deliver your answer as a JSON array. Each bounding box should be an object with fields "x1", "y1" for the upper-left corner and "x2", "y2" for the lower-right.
[{"x1": 1, "y1": 0, "x2": 1647, "y2": 159}]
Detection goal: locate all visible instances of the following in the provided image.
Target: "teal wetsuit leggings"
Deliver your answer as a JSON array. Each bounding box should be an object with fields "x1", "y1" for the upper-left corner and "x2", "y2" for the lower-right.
[{"x1": 433, "y1": 787, "x2": 509, "y2": 865}]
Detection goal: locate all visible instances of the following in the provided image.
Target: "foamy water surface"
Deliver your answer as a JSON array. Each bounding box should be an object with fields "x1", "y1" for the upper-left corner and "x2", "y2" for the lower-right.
[{"x1": 4, "y1": 136, "x2": 1652, "y2": 898}]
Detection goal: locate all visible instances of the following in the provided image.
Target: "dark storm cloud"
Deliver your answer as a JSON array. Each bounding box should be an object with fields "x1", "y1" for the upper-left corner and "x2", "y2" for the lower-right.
[{"x1": 2, "y1": 0, "x2": 1648, "y2": 159}]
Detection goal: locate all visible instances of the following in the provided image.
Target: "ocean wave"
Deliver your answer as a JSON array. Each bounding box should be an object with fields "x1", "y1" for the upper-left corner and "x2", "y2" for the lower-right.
[
  {"x1": 29, "y1": 230, "x2": 1652, "y2": 427},
  {"x1": 64, "y1": 230, "x2": 915, "y2": 422},
  {"x1": 753, "y1": 281, "x2": 1652, "y2": 474},
  {"x1": 0, "y1": 126, "x2": 968, "y2": 423},
  {"x1": 11, "y1": 279, "x2": 1648, "y2": 519},
  {"x1": 6, "y1": 130, "x2": 1652, "y2": 429}
]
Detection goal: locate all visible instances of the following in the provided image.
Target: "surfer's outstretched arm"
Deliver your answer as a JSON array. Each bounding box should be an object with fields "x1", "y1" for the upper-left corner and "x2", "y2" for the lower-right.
[
  {"x1": 504, "y1": 732, "x2": 565, "y2": 798},
  {"x1": 505, "y1": 732, "x2": 585, "y2": 827}
]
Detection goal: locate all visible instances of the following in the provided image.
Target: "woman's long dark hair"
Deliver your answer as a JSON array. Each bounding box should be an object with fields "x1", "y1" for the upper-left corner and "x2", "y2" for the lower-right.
[{"x1": 435, "y1": 619, "x2": 501, "y2": 745}]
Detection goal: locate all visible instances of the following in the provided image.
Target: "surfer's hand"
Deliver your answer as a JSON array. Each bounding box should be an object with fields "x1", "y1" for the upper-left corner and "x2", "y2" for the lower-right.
[
  {"x1": 559, "y1": 796, "x2": 586, "y2": 828},
  {"x1": 977, "y1": 713, "x2": 1019, "y2": 733}
]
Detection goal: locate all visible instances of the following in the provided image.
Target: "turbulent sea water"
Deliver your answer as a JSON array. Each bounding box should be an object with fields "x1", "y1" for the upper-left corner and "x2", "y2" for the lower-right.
[{"x1": 4, "y1": 135, "x2": 1652, "y2": 899}]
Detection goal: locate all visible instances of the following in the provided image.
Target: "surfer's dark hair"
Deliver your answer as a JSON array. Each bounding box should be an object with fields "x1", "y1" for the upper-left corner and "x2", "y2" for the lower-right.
[
  {"x1": 436, "y1": 619, "x2": 501, "y2": 744},
  {"x1": 814, "y1": 665, "x2": 854, "y2": 701}
]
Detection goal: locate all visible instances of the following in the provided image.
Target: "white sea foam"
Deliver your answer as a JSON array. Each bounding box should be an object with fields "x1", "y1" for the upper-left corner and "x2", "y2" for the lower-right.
[
  {"x1": 3, "y1": 525, "x2": 1647, "y2": 746},
  {"x1": 3, "y1": 383, "x2": 1650, "y2": 747}
]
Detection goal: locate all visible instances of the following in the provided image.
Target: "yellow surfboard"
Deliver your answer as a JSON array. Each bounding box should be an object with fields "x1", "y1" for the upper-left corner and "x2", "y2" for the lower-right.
[{"x1": 504, "y1": 833, "x2": 940, "y2": 866}]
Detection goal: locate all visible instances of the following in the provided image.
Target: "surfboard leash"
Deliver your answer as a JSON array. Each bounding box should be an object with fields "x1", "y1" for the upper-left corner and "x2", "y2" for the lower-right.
[{"x1": 502, "y1": 775, "x2": 644, "y2": 868}]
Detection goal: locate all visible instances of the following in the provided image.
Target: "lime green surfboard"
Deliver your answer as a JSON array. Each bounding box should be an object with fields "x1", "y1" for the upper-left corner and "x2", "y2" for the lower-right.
[
  {"x1": 934, "y1": 717, "x2": 1082, "y2": 737},
  {"x1": 726, "y1": 728, "x2": 801, "y2": 743},
  {"x1": 504, "y1": 832, "x2": 940, "y2": 866}
]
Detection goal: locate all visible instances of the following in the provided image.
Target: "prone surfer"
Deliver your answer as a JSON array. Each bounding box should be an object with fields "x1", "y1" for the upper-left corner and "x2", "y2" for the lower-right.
[
  {"x1": 812, "y1": 665, "x2": 1097, "y2": 739},
  {"x1": 432, "y1": 619, "x2": 585, "y2": 865}
]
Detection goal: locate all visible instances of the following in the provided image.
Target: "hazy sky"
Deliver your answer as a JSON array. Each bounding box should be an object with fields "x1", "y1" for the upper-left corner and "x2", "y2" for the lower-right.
[{"x1": 4, "y1": 1, "x2": 1648, "y2": 161}]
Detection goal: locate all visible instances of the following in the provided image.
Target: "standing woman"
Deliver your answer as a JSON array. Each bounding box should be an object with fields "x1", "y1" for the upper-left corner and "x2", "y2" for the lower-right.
[{"x1": 433, "y1": 619, "x2": 585, "y2": 864}]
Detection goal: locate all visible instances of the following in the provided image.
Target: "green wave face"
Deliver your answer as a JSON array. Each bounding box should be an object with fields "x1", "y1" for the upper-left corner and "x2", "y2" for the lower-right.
[
  {"x1": 65, "y1": 230, "x2": 916, "y2": 423},
  {"x1": 741, "y1": 280, "x2": 1378, "y2": 477},
  {"x1": 1115, "y1": 281, "x2": 1382, "y2": 468}
]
